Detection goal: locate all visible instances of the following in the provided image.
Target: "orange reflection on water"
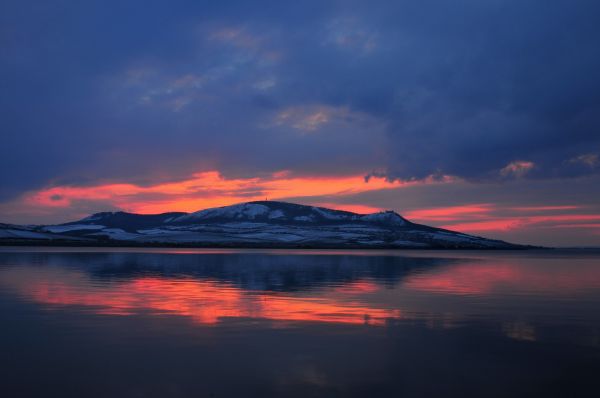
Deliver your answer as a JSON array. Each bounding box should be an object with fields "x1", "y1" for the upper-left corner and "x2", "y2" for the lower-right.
[
  {"x1": 1, "y1": 267, "x2": 400, "y2": 326},
  {"x1": 404, "y1": 261, "x2": 600, "y2": 296},
  {"x1": 404, "y1": 264, "x2": 521, "y2": 295}
]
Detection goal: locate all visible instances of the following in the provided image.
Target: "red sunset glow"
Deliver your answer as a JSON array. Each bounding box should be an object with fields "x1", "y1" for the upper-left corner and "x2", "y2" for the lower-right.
[
  {"x1": 3, "y1": 259, "x2": 598, "y2": 327},
  {"x1": 1, "y1": 169, "x2": 599, "y2": 246},
  {"x1": 1, "y1": 267, "x2": 401, "y2": 326},
  {"x1": 22, "y1": 171, "x2": 413, "y2": 214},
  {"x1": 404, "y1": 261, "x2": 600, "y2": 296}
]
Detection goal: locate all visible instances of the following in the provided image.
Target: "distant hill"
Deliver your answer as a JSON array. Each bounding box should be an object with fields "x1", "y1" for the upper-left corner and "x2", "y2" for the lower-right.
[{"x1": 0, "y1": 201, "x2": 529, "y2": 249}]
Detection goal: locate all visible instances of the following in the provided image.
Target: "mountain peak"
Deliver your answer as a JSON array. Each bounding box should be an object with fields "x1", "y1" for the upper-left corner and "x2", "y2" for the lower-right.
[{"x1": 168, "y1": 200, "x2": 407, "y2": 226}]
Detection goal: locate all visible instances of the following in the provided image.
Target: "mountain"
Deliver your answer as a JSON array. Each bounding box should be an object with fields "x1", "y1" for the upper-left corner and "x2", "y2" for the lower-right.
[{"x1": 0, "y1": 201, "x2": 526, "y2": 249}]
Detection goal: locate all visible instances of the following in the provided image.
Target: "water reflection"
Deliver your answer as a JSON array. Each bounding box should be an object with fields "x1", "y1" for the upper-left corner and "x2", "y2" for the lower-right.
[
  {"x1": 0, "y1": 251, "x2": 453, "y2": 291},
  {"x1": 2, "y1": 268, "x2": 404, "y2": 325},
  {"x1": 1, "y1": 249, "x2": 600, "y2": 398},
  {"x1": 1, "y1": 252, "x2": 447, "y2": 326},
  {"x1": 0, "y1": 250, "x2": 599, "y2": 329},
  {"x1": 404, "y1": 260, "x2": 600, "y2": 296}
]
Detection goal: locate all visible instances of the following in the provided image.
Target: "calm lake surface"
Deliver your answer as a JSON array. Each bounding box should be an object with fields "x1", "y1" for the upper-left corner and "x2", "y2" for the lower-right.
[{"x1": 1, "y1": 247, "x2": 599, "y2": 397}]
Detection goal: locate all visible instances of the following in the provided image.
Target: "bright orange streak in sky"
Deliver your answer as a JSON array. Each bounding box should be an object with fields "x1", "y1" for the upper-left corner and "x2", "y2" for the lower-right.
[
  {"x1": 442, "y1": 214, "x2": 600, "y2": 232},
  {"x1": 441, "y1": 219, "x2": 523, "y2": 232},
  {"x1": 404, "y1": 204, "x2": 493, "y2": 221},
  {"x1": 402, "y1": 204, "x2": 600, "y2": 235},
  {"x1": 312, "y1": 203, "x2": 385, "y2": 214},
  {"x1": 23, "y1": 171, "x2": 419, "y2": 215},
  {"x1": 510, "y1": 205, "x2": 581, "y2": 212},
  {"x1": 11, "y1": 169, "x2": 600, "y2": 240}
]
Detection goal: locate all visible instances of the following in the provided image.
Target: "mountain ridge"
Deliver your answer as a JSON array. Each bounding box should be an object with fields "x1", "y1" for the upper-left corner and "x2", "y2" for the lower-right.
[{"x1": 0, "y1": 201, "x2": 530, "y2": 249}]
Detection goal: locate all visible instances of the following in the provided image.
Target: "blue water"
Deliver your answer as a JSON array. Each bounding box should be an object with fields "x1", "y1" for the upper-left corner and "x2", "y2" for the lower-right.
[{"x1": 1, "y1": 247, "x2": 599, "y2": 397}]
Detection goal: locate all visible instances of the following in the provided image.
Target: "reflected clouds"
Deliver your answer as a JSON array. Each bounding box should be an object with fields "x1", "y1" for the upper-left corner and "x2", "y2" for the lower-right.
[
  {"x1": 2, "y1": 267, "x2": 401, "y2": 326},
  {"x1": 1, "y1": 251, "x2": 599, "y2": 330}
]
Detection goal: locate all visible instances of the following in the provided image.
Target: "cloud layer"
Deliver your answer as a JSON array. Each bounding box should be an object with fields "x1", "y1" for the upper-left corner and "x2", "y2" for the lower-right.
[{"x1": 1, "y1": 0, "x2": 600, "y2": 245}]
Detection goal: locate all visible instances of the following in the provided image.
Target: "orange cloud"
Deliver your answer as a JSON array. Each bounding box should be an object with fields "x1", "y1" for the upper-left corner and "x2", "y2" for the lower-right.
[
  {"x1": 443, "y1": 220, "x2": 520, "y2": 232},
  {"x1": 500, "y1": 160, "x2": 535, "y2": 178},
  {"x1": 311, "y1": 203, "x2": 384, "y2": 214},
  {"x1": 510, "y1": 205, "x2": 582, "y2": 212},
  {"x1": 19, "y1": 170, "x2": 449, "y2": 216},
  {"x1": 547, "y1": 223, "x2": 600, "y2": 229},
  {"x1": 441, "y1": 214, "x2": 600, "y2": 232},
  {"x1": 401, "y1": 203, "x2": 600, "y2": 235},
  {"x1": 404, "y1": 204, "x2": 493, "y2": 222},
  {"x1": 441, "y1": 219, "x2": 523, "y2": 232}
]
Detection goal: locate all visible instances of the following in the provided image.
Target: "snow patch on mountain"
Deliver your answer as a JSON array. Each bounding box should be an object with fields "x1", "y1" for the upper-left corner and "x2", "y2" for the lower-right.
[
  {"x1": 90, "y1": 228, "x2": 140, "y2": 240},
  {"x1": 392, "y1": 240, "x2": 429, "y2": 247},
  {"x1": 312, "y1": 207, "x2": 354, "y2": 220},
  {"x1": 268, "y1": 209, "x2": 285, "y2": 219},
  {"x1": 360, "y1": 211, "x2": 406, "y2": 226},
  {"x1": 173, "y1": 203, "x2": 271, "y2": 222},
  {"x1": 0, "y1": 229, "x2": 53, "y2": 240},
  {"x1": 294, "y1": 215, "x2": 315, "y2": 222},
  {"x1": 44, "y1": 224, "x2": 106, "y2": 233}
]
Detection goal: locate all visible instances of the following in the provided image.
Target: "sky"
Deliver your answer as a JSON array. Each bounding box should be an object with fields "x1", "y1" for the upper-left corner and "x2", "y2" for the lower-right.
[{"x1": 1, "y1": 0, "x2": 600, "y2": 247}]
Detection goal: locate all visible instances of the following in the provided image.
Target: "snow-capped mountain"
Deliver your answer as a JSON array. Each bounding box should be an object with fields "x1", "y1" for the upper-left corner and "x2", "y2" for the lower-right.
[
  {"x1": 171, "y1": 202, "x2": 408, "y2": 225},
  {"x1": 0, "y1": 201, "x2": 525, "y2": 249}
]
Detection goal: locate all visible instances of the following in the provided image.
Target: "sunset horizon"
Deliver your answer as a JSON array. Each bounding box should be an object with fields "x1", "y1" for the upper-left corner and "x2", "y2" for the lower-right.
[{"x1": 2, "y1": 169, "x2": 599, "y2": 246}]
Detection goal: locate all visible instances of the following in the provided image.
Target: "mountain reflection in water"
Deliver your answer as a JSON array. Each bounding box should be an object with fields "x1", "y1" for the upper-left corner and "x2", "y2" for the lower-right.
[
  {"x1": 1, "y1": 250, "x2": 599, "y2": 329},
  {"x1": 1, "y1": 249, "x2": 600, "y2": 398},
  {"x1": 1, "y1": 252, "x2": 450, "y2": 326}
]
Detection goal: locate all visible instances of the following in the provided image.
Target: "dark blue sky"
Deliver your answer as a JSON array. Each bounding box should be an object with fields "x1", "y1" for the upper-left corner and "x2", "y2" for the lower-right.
[{"x1": 1, "y1": 0, "x2": 600, "y2": 246}]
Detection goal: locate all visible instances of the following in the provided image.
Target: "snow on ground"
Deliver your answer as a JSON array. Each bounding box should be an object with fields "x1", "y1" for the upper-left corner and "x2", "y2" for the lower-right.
[
  {"x1": 312, "y1": 207, "x2": 354, "y2": 220},
  {"x1": 127, "y1": 223, "x2": 384, "y2": 244},
  {"x1": 43, "y1": 224, "x2": 106, "y2": 233},
  {"x1": 427, "y1": 232, "x2": 475, "y2": 242},
  {"x1": 237, "y1": 232, "x2": 305, "y2": 242},
  {"x1": 356, "y1": 240, "x2": 387, "y2": 245},
  {"x1": 174, "y1": 203, "x2": 271, "y2": 222},
  {"x1": 216, "y1": 222, "x2": 269, "y2": 229},
  {"x1": 0, "y1": 229, "x2": 53, "y2": 239},
  {"x1": 137, "y1": 228, "x2": 180, "y2": 235},
  {"x1": 392, "y1": 240, "x2": 429, "y2": 247},
  {"x1": 135, "y1": 232, "x2": 253, "y2": 243},
  {"x1": 268, "y1": 209, "x2": 285, "y2": 219},
  {"x1": 0, "y1": 229, "x2": 89, "y2": 240},
  {"x1": 329, "y1": 224, "x2": 387, "y2": 232},
  {"x1": 294, "y1": 215, "x2": 315, "y2": 222},
  {"x1": 360, "y1": 211, "x2": 406, "y2": 226},
  {"x1": 90, "y1": 228, "x2": 140, "y2": 240}
]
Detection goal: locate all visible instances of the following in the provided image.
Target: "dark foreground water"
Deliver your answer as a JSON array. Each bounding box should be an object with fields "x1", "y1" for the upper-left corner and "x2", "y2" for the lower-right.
[{"x1": 0, "y1": 248, "x2": 599, "y2": 397}]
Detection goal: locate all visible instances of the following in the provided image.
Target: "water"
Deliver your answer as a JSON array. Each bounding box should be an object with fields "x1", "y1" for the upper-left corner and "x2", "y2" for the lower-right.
[{"x1": 1, "y1": 248, "x2": 599, "y2": 397}]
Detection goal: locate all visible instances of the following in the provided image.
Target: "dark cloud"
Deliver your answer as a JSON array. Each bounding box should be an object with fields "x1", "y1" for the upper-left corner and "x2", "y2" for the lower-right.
[{"x1": 1, "y1": 0, "x2": 600, "y2": 201}]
